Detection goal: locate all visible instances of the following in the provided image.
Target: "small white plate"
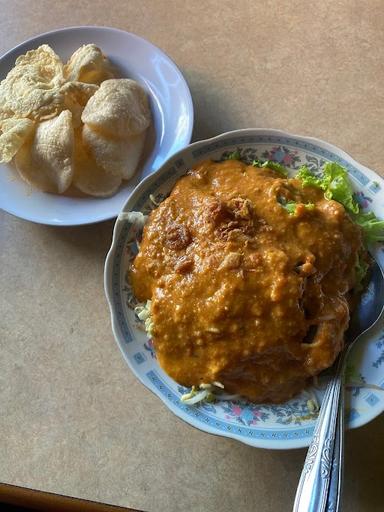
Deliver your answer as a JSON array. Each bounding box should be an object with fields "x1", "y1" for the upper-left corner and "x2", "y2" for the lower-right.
[
  {"x1": 0, "y1": 26, "x2": 193, "y2": 225},
  {"x1": 105, "y1": 128, "x2": 384, "y2": 449}
]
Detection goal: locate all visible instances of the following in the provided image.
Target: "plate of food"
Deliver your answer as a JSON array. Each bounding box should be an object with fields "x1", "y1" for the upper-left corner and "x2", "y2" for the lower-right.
[
  {"x1": 0, "y1": 26, "x2": 193, "y2": 225},
  {"x1": 104, "y1": 128, "x2": 384, "y2": 449}
]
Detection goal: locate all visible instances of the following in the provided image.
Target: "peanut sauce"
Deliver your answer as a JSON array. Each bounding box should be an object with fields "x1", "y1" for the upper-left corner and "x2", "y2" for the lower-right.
[{"x1": 131, "y1": 160, "x2": 363, "y2": 402}]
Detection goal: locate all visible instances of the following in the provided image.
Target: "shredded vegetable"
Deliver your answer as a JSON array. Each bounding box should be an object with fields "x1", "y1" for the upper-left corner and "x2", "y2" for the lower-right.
[
  {"x1": 149, "y1": 194, "x2": 161, "y2": 206},
  {"x1": 252, "y1": 159, "x2": 289, "y2": 177},
  {"x1": 278, "y1": 197, "x2": 315, "y2": 216},
  {"x1": 134, "y1": 300, "x2": 154, "y2": 337},
  {"x1": 225, "y1": 150, "x2": 241, "y2": 160},
  {"x1": 124, "y1": 160, "x2": 384, "y2": 412},
  {"x1": 355, "y1": 255, "x2": 370, "y2": 291},
  {"x1": 347, "y1": 382, "x2": 384, "y2": 392},
  {"x1": 118, "y1": 211, "x2": 148, "y2": 228},
  {"x1": 306, "y1": 390, "x2": 320, "y2": 413},
  {"x1": 352, "y1": 211, "x2": 384, "y2": 244},
  {"x1": 180, "y1": 382, "x2": 237, "y2": 404},
  {"x1": 296, "y1": 162, "x2": 384, "y2": 244}
]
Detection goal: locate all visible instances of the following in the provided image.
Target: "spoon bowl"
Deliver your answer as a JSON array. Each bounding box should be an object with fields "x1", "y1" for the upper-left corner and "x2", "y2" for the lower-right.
[
  {"x1": 293, "y1": 260, "x2": 384, "y2": 512},
  {"x1": 348, "y1": 261, "x2": 384, "y2": 340}
]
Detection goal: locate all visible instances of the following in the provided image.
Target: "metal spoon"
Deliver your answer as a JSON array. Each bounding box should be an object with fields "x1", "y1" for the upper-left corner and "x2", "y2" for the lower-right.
[{"x1": 293, "y1": 260, "x2": 384, "y2": 512}]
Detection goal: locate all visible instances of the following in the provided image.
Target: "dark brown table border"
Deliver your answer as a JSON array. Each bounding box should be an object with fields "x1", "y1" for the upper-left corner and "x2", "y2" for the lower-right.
[{"x1": 0, "y1": 483, "x2": 141, "y2": 512}]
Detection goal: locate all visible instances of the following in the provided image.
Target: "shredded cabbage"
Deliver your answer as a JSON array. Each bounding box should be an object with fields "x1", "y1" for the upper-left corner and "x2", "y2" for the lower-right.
[
  {"x1": 181, "y1": 386, "x2": 213, "y2": 404},
  {"x1": 306, "y1": 391, "x2": 320, "y2": 413},
  {"x1": 306, "y1": 399, "x2": 319, "y2": 413},
  {"x1": 118, "y1": 211, "x2": 148, "y2": 228},
  {"x1": 180, "y1": 383, "x2": 230, "y2": 404},
  {"x1": 134, "y1": 300, "x2": 154, "y2": 337},
  {"x1": 149, "y1": 194, "x2": 161, "y2": 206},
  {"x1": 347, "y1": 382, "x2": 384, "y2": 392}
]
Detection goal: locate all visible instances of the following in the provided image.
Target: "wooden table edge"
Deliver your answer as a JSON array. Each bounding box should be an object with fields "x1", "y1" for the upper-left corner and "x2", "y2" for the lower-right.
[{"x1": 0, "y1": 483, "x2": 142, "y2": 512}]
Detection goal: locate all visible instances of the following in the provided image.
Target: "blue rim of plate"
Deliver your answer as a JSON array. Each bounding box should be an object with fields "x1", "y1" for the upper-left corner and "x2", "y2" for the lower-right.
[{"x1": 105, "y1": 128, "x2": 384, "y2": 449}]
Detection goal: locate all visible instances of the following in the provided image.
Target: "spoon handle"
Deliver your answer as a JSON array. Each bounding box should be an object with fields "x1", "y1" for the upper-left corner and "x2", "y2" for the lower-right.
[
  {"x1": 325, "y1": 381, "x2": 345, "y2": 512},
  {"x1": 293, "y1": 357, "x2": 344, "y2": 512}
]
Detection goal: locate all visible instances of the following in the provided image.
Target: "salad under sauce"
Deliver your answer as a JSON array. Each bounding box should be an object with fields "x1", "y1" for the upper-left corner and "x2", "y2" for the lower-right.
[{"x1": 130, "y1": 159, "x2": 372, "y2": 403}]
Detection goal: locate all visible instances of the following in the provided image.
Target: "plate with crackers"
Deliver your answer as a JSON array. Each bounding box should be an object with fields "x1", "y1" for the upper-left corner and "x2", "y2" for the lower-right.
[{"x1": 0, "y1": 26, "x2": 193, "y2": 225}]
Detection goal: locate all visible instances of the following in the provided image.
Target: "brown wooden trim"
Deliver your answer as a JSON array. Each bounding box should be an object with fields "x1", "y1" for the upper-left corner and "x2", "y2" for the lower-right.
[{"x1": 0, "y1": 483, "x2": 142, "y2": 512}]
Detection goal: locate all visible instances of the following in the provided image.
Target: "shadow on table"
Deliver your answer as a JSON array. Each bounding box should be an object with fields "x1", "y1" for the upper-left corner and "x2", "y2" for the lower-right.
[
  {"x1": 213, "y1": 414, "x2": 383, "y2": 512},
  {"x1": 183, "y1": 69, "x2": 267, "y2": 142},
  {"x1": 263, "y1": 414, "x2": 384, "y2": 511},
  {"x1": 342, "y1": 414, "x2": 384, "y2": 510},
  {"x1": 42, "y1": 220, "x2": 116, "y2": 258}
]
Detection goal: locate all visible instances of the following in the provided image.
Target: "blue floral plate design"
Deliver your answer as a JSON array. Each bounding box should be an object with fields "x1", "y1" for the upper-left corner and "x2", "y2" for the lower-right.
[{"x1": 105, "y1": 128, "x2": 384, "y2": 449}]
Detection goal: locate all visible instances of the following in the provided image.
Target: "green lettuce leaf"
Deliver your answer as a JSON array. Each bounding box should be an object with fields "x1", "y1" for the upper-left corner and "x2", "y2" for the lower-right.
[
  {"x1": 225, "y1": 150, "x2": 241, "y2": 160},
  {"x1": 355, "y1": 255, "x2": 370, "y2": 291},
  {"x1": 260, "y1": 160, "x2": 288, "y2": 177},
  {"x1": 252, "y1": 159, "x2": 288, "y2": 176},
  {"x1": 296, "y1": 163, "x2": 359, "y2": 214},
  {"x1": 352, "y1": 211, "x2": 384, "y2": 244},
  {"x1": 296, "y1": 165, "x2": 324, "y2": 188},
  {"x1": 278, "y1": 198, "x2": 315, "y2": 215},
  {"x1": 283, "y1": 200, "x2": 297, "y2": 215},
  {"x1": 322, "y1": 162, "x2": 359, "y2": 214},
  {"x1": 296, "y1": 162, "x2": 384, "y2": 244}
]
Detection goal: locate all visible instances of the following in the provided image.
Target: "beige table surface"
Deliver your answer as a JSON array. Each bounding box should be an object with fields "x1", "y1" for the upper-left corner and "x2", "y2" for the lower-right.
[{"x1": 1, "y1": 1, "x2": 384, "y2": 511}]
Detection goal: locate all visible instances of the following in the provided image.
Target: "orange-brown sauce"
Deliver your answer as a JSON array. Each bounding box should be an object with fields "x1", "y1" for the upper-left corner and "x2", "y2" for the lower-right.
[{"x1": 131, "y1": 160, "x2": 363, "y2": 402}]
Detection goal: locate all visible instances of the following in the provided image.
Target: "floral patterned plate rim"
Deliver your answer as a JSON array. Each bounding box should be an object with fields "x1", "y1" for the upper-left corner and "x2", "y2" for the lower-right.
[{"x1": 104, "y1": 128, "x2": 384, "y2": 449}]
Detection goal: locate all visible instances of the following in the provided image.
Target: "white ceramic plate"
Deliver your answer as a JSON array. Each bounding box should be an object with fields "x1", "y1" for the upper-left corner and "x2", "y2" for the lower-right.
[
  {"x1": 0, "y1": 26, "x2": 193, "y2": 225},
  {"x1": 105, "y1": 128, "x2": 384, "y2": 449}
]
